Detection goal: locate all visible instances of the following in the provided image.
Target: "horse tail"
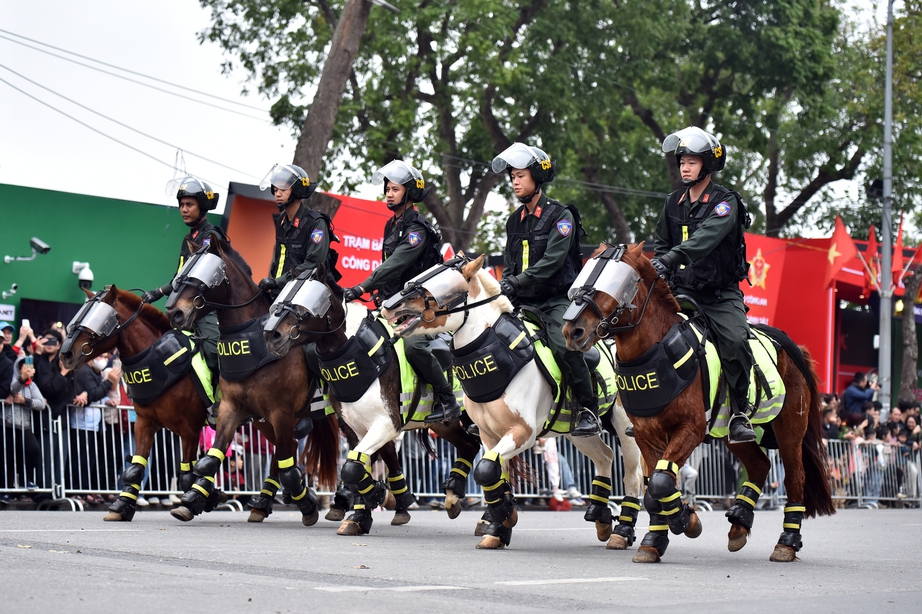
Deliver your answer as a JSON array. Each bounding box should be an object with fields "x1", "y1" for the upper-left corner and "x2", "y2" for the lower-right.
[
  {"x1": 301, "y1": 413, "x2": 341, "y2": 491},
  {"x1": 794, "y1": 346, "x2": 836, "y2": 518},
  {"x1": 506, "y1": 456, "x2": 537, "y2": 490}
]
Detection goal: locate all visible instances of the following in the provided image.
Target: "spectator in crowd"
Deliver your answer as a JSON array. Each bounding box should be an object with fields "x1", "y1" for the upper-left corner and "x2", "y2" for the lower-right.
[
  {"x1": 822, "y1": 409, "x2": 843, "y2": 441},
  {"x1": 31, "y1": 329, "x2": 75, "y2": 490},
  {"x1": 0, "y1": 336, "x2": 12, "y2": 400},
  {"x1": 842, "y1": 372, "x2": 878, "y2": 427},
  {"x1": 905, "y1": 414, "x2": 921, "y2": 439},
  {"x1": 886, "y1": 406, "x2": 904, "y2": 429},
  {"x1": 3, "y1": 354, "x2": 46, "y2": 497},
  {"x1": 0, "y1": 321, "x2": 17, "y2": 363},
  {"x1": 854, "y1": 424, "x2": 886, "y2": 507},
  {"x1": 8, "y1": 322, "x2": 37, "y2": 361}
]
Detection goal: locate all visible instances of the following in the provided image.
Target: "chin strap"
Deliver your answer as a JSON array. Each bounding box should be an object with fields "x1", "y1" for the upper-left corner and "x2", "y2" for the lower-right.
[{"x1": 516, "y1": 183, "x2": 543, "y2": 204}]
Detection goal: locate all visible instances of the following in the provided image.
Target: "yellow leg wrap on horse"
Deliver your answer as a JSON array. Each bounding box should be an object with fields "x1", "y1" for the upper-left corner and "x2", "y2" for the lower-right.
[
  {"x1": 207, "y1": 448, "x2": 226, "y2": 462},
  {"x1": 131, "y1": 455, "x2": 148, "y2": 467}
]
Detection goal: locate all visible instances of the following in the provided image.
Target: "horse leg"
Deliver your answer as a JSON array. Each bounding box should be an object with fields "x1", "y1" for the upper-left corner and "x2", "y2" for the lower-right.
[
  {"x1": 270, "y1": 424, "x2": 320, "y2": 527},
  {"x1": 604, "y1": 401, "x2": 645, "y2": 549},
  {"x1": 248, "y1": 457, "x2": 281, "y2": 523},
  {"x1": 378, "y1": 440, "x2": 416, "y2": 526},
  {"x1": 430, "y1": 421, "x2": 481, "y2": 520},
  {"x1": 566, "y1": 433, "x2": 619, "y2": 544},
  {"x1": 326, "y1": 419, "x2": 358, "y2": 522},
  {"x1": 337, "y1": 418, "x2": 398, "y2": 536},
  {"x1": 105, "y1": 416, "x2": 156, "y2": 522},
  {"x1": 768, "y1": 391, "x2": 810, "y2": 562},
  {"x1": 724, "y1": 441, "x2": 770, "y2": 553}
]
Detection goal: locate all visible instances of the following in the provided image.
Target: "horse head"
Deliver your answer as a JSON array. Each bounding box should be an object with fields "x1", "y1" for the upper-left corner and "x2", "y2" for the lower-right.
[
  {"x1": 60, "y1": 285, "x2": 136, "y2": 369},
  {"x1": 263, "y1": 264, "x2": 345, "y2": 356},
  {"x1": 165, "y1": 237, "x2": 236, "y2": 330},
  {"x1": 380, "y1": 254, "x2": 496, "y2": 337}
]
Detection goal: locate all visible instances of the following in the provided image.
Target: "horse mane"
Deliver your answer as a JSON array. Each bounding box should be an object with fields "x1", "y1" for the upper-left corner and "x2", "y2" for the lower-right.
[
  {"x1": 621, "y1": 243, "x2": 680, "y2": 314},
  {"x1": 115, "y1": 288, "x2": 172, "y2": 332},
  {"x1": 473, "y1": 268, "x2": 513, "y2": 313},
  {"x1": 215, "y1": 236, "x2": 253, "y2": 278}
]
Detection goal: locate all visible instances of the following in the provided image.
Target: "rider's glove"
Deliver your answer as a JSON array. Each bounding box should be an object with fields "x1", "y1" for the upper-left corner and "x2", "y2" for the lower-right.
[
  {"x1": 499, "y1": 276, "x2": 520, "y2": 299},
  {"x1": 140, "y1": 288, "x2": 163, "y2": 304},
  {"x1": 650, "y1": 255, "x2": 673, "y2": 279},
  {"x1": 343, "y1": 286, "x2": 364, "y2": 302},
  {"x1": 258, "y1": 277, "x2": 279, "y2": 292}
]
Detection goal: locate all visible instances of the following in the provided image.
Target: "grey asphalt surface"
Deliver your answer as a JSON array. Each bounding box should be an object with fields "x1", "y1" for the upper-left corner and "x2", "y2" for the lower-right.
[{"x1": 1, "y1": 506, "x2": 920, "y2": 613}]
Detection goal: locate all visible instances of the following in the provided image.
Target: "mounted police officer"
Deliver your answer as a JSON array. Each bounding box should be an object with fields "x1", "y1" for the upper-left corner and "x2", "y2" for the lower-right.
[
  {"x1": 652, "y1": 126, "x2": 756, "y2": 444},
  {"x1": 342, "y1": 160, "x2": 460, "y2": 424},
  {"x1": 142, "y1": 176, "x2": 224, "y2": 379},
  {"x1": 492, "y1": 143, "x2": 600, "y2": 438},
  {"x1": 257, "y1": 163, "x2": 341, "y2": 297}
]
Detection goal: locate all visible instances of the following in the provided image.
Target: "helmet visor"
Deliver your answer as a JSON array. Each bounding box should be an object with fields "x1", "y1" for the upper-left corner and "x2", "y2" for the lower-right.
[
  {"x1": 165, "y1": 176, "x2": 207, "y2": 198},
  {"x1": 491, "y1": 142, "x2": 546, "y2": 173},
  {"x1": 265, "y1": 278, "x2": 331, "y2": 331},
  {"x1": 259, "y1": 164, "x2": 301, "y2": 192},
  {"x1": 662, "y1": 127, "x2": 719, "y2": 156},
  {"x1": 68, "y1": 301, "x2": 119, "y2": 338},
  {"x1": 371, "y1": 160, "x2": 421, "y2": 186},
  {"x1": 567, "y1": 258, "x2": 640, "y2": 306},
  {"x1": 409, "y1": 264, "x2": 467, "y2": 309},
  {"x1": 177, "y1": 253, "x2": 226, "y2": 290}
]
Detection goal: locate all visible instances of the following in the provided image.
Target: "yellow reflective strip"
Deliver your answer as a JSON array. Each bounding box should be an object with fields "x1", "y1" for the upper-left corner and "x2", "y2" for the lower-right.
[
  {"x1": 386, "y1": 474, "x2": 405, "y2": 482},
  {"x1": 347, "y1": 450, "x2": 371, "y2": 466},
  {"x1": 204, "y1": 475, "x2": 215, "y2": 484},
  {"x1": 522, "y1": 240, "x2": 530, "y2": 270},
  {"x1": 618, "y1": 515, "x2": 633, "y2": 522},
  {"x1": 484, "y1": 480, "x2": 505, "y2": 492},
  {"x1": 591, "y1": 480, "x2": 612, "y2": 491},
  {"x1": 589, "y1": 494, "x2": 609, "y2": 503},
  {"x1": 177, "y1": 256, "x2": 185, "y2": 275},
  {"x1": 508, "y1": 331, "x2": 527, "y2": 350},
  {"x1": 620, "y1": 500, "x2": 641, "y2": 510},
  {"x1": 260, "y1": 489, "x2": 274, "y2": 496},
  {"x1": 783, "y1": 523, "x2": 801, "y2": 530},
  {"x1": 659, "y1": 507, "x2": 679, "y2": 516},
  {"x1": 681, "y1": 226, "x2": 688, "y2": 242},
  {"x1": 736, "y1": 495, "x2": 757, "y2": 508},
  {"x1": 450, "y1": 468, "x2": 469, "y2": 478},
  {"x1": 120, "y1": 491, "x2": 138, "y2": 501},
  {"x1": 673, "y1": 347, "x2": 693, "y2": 369},
  {"x1": 785, "y1": 505, "x2": 806, "y2": 513},
  {"x1": 655, "y1": 459, "x2": 679, "y2": 474},
  {"x1": 357, "y1": 484, "x2": 374, "y2": 495},
  {"x1": 131, "y1": 455, "x2": 148, "y2": 467},
  {"x1": 163, "y1": 346, "x2": 189, "y2": 366},
  {"x1": 390, "y1": 486, "x2": 408, "y2": 495},
  {"x1": 456, "y1": 458, "x2": 473, "y2": 469},
  {"x1": 742, "y1": 482, "x2": 763, "y2": 496},
  {"x1": 649, "y1": 524, "x2": 669, "y2": 532},
  {"x1": 129, "y1": 484, "x2": 141, "y2": 491},
  {"x1": 501, "y1": 471, "x2": 510, "y2": 482},
  {"x1": 266, "y1": 478, "x2": 281, "y2": 489},
  {"x1": 278, "y1": 456, "x2": 295, "y2": 469},
  {"x1": 291, "y1": 488, "x2": 307, "y2": 501},
  {"x1": 179, "y1": 462, "x2": 191, "y2": 472},
  {"x1": 192, "y1": 484, "x2": 209, "y2": 496},
  {"x1": 275, "y1": 245, "x2": 286, "y2": 278},
  {"x1": 207, "y1": 448, "x2": 226, "y2": 462},
  {"x1": 354, "y1": 504, "x2": 366, "y2": 510},
  {"x1": 484, "y1": 497, "x2": 500, "y2": 505},
  {"x1": 660, "y1": 491, "x2": 681, "y2": 503},
  {"x1": 367, "y1": 336, "x2": 385, "y2": 356},
  {"x1": 483, "y1": 450, "x2": 502, "y2": 464}
]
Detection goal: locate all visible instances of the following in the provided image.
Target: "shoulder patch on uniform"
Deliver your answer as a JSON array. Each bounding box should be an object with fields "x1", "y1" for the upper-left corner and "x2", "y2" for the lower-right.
[
  {"x1": 202, "y1": 237, "x2": 211, "y2": 247},
  {"x1": 714, "y1": 201, "x2": 731, "y2": 217},
  {"x1": 311, "y1": 229, "x2": 324, "y2": 244},
  {"x1": 556, "y1": 219, "x2": 573, "y2": 237},
  {"x1": 408, "y1": 231, "x2": 422, "y2": 247}
]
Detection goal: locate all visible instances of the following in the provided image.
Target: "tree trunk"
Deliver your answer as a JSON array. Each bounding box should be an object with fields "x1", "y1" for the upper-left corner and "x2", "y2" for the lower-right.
[
  {"x1": 293, "y1": 0, "x2": 372, "y2": 218},
  {"x1": 899, "y1": 269, "x2": 922, "y2": 402}
]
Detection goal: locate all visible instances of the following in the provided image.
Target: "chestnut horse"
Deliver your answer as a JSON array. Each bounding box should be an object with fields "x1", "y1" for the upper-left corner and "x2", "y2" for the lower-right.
[
  {"x1": 163, "y1": 238, "x2": 340, "y2": 525},
  {"x1": 263, "y1": 268, "x2": 482, "y2": 536},
  {"x1": 381, "y1": 255, "x2": 644, "y2": 550},
  {"x1": 562, "y1": 243, "x2": 834, "y2": 562}
]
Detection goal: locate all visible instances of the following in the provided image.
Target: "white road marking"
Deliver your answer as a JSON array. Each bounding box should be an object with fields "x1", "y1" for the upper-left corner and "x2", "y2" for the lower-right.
[
  {"x1": 496, "y1": 577, "x2": 649, "y2": 586},
  {"x1": 315, "y1": 585, "x2": 468, "y2": 593},
  {"x1": 0, "y1": 529, "x2": 142, "y2": 533}
]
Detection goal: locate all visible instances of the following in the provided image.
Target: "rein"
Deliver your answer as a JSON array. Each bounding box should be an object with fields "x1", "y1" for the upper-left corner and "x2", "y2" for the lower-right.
[
  {"x1": 593, "y1": 276, "x2": 658, "y2": 339},
  {"x1": 77, "y1": 292, "x2": 146, "y2": 356}
]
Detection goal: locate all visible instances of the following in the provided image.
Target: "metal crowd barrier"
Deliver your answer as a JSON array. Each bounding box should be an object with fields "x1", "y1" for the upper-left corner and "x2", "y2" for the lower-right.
[{"x1": 4, "y1": 399, "x2": 920, "y2": 512}]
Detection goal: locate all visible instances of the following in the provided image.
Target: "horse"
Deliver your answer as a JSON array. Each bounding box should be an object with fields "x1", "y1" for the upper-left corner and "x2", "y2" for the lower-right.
[
  {"x1": 262, "y1": 268, "x2": 483, "y2": 536},
  {"x1": 163, "y1": 237, "x2": 340, "y2": 525},
  {"x1": 380, "y1": 255, "x2": 644, "y2": 550},
  {"x1": 561, "y1": 243, "x2": 835, "y2": 562},
  {"x1": 59, "y1": 286, "x2": 225, "y2": 521}
]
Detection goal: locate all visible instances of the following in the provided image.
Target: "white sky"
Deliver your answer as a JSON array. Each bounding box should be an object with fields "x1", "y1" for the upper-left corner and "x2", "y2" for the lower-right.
[{"x1": 0, "y1": 0, "x2": 890, "y2": 216}]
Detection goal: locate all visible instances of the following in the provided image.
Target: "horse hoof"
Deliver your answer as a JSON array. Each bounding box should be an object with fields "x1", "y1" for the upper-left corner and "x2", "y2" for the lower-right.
[
  {"x1": 217, "y1": 490, "x2": 229, "y2": 504},
  {"x1": 325, "y1": 508, "x2": 346, "y2": 522},
  {"x1": 301, "y1": 509, "x2": 320, "y2": 527},
  {"x1": 170, "y1": 506, "x2": 194, "y2": 522},
  {"x1": 444, "y1": 491, "x2": 461, "y2": 520},
  {"x1": 607, "y1": 534, "x2": 629, "y2": 550},
  {"x1": 503, "y1": 508, "x2": 518, "y2": 529},
  {"x1": 392, "y1": 511, "x2": 411, "y2": 526},
  {"x1": 382, "y1": 490, "x2": 396, "y2": 511},
  {"x1": 632, "y1": 546, "x2": 662, "y2": 563},
  {"x1": 476, "y1": 535, "x2": 505, "y2": 549},
  {"x1": 103, "y1": 511, "x2": 126, "y2": 522},
  {"x1": 337, "y1": 520, "x2": 366, "y2": 536},
  {"x1": 685, "y1": 511, "x2": 702, "y2": 539},
  {"x1": 248, "y1": 508, "x2": 268, "y2": 523},
  {"x1": 596, "y1": 520, "x2": 613, "y2": 542},
  {"x1": 770, "y1": 545, "x2": 798, "y2": 562},
  {"x1": 474, "y1": 519, "x2": 488, "y2": 536},
  {"x1": 728, "y1": 525, "x2": 749, "y2": 552}
]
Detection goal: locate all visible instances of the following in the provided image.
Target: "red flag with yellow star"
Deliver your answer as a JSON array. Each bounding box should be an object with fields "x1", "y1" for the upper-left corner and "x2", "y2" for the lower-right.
[
  {"x1": 863, "y1": 224, "x2": 879, "y2": 295},
  {"x1": 824, "y1": 216, "x2": 858, "y2": 288}
]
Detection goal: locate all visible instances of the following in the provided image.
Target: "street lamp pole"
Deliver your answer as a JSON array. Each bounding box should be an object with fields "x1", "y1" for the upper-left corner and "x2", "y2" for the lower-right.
[{"x1": 879, "y1": 0, "x2": 895, "y2": 411}]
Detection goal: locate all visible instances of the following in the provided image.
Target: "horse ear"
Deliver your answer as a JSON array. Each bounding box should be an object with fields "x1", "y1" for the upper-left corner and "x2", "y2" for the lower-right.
[
  {"x1": 84, "y1": 287, "x2": 97, "y2": 299},
  {"x1": 185, "y1": 239, "x2": 198, "y2": 255},
  {"x1": 630, "y1": 242, "x2": 645, "y2": 257},
  {"x1": 461, "y1": 254, "x2": 485, "y2": 279},
  {"x1": 102, "y1": 285, "x2": 117, "y2": 304}
]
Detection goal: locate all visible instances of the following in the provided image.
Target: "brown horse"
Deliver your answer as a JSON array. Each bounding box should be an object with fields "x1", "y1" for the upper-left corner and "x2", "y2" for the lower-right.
[
  {"x1": 562, "y1": 243, "x2": 834, "y2": 562},
  {"x1": 60, "y1": 286, "x2": 225, "y2": 520},
  {"x1": 163, "y1": 238, "x2": 339, "y2": 525},
  {"x1": 263, "y1": 267, "x2": 483, "y2": 536}
]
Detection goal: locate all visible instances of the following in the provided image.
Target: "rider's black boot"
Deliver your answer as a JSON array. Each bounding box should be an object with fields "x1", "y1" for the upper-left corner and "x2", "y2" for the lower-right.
[
  {"x1": 425, "y1": 385, "x2": 461, "y2": 424},
  {"x1": 728, "y1": 393, "x2": 757, "y2": 444},
  {"x1": 571, "y1": 409, "x2": 601, "y2": 438}
]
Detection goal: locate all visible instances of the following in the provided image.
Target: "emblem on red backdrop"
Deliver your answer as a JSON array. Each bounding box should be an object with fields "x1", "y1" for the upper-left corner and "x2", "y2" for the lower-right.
[{"x1": 748, "y1": 248, "x2": 770, "y2": 289}]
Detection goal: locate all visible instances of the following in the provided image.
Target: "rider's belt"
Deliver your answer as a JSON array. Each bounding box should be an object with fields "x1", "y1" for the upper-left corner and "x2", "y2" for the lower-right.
[
  {"x1": 615, "y1": 320, "x2": 701, "y2": 417},
  {"x1": 217, "y1": 315, "x2": 283, "y2": 381},
  {"x1": 450, "y1": 313, "x2": 535, "y2": 403},
  {"x1": 120, "y1": 330, "x2": 196, "y2": 405},
  {"x1": 317, "y1": 316, "x2": 393, "y2": 403}
]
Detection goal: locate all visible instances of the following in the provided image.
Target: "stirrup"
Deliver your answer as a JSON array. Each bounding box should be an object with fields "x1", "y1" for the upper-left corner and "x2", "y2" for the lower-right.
[
  {"x1": 728, "y1": 414, "x2": 756, "y2": 444},
  {"x1": 571, "y1": 410, "x2": 601, "y2": 437}
]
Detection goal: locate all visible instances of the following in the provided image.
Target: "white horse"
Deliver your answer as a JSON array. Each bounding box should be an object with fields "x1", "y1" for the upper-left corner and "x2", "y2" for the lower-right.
[{"x1": 382, "y1": 255, "x2": 644, "y2": 549}]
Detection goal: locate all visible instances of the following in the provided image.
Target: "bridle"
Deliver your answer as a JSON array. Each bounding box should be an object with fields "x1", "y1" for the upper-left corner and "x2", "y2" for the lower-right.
[
  {"x1": 67, "y1": 288, "x2": 145, "y2": 356},
  {"x1": 266, "y1": 272, "x2": 347, "y2": 341},
  {"x1": 166, "y1": 248, "x2": 265, "y2": 312}
]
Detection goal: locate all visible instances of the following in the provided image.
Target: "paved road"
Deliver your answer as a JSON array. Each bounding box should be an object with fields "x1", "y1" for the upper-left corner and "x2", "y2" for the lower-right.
[{"x1": 1, "y1": 506, "x2": 920, "y2": 612}]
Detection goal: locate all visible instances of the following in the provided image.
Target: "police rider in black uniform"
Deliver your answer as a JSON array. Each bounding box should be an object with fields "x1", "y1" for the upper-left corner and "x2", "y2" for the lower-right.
[
  {"x1": 342, "y1": 160, "x2": 461, "y2": 424},
  {"x1": 142, "y1": 176, "x2": 224, "y2": 381},
  {"x1": 492, "y1": 143, "x2": 600, "y2": 437},
  {"x1": 652, "y1": 126, "x2": 756, "y2": 444}
]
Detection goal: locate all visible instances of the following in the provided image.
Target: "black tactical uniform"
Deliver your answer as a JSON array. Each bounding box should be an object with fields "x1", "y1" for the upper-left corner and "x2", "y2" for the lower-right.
[{"x1": 267, "y1": 201, "x2": 339, "y2": 294}]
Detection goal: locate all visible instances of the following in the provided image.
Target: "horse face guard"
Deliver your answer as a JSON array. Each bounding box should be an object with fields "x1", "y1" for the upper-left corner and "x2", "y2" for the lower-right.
[
  {"x1": 165, "y1": 251, "x2": 228, "y2": 311},
  {"x1": 264, "y1": 270, "x2": 332, "y2": 340},
  {"x1": 62, "y1": 288, "x2": 124, "y2": 357},
  {"x1": 381, "y1": 257, "x2": 469, "y2": 327},
  {"x1": 564, "y1": 244, "x2": 647, "y2": 338}
]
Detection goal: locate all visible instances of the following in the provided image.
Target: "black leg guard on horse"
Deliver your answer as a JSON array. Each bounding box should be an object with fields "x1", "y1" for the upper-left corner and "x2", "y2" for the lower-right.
[
  {"x1": 640, "y1": 511, "x2": 671, "y2": 556},
  {"x1": 342, "y1": 451, "x2": 387, "y2": 510},
  {"x1": 441, "y1": 457, "x2": 473, "y2": 498},
  {"x1": 613, "y1": 495, "x2": 641, "y2": 546},
  {"x1": 726, "y1": 480, "x2": 763, "y2": 532},
  {"x1": 477, "y1": 452, "x2": 515, "y2": 546},
  {"x1": 279, "y1": 459, "x2": 318, "y2": 517},
  {"x1": 332, "y1": 482, "x2": 351, "y2": 512},
  {"x1": 180, "y1": 448, "x2": 223, "y2": 515},
  {"x1": 387, "y1": 471, "x2": 417, "y2": 511},
  {"x1": 178, "y1": 461, "x2": 195, "y2": 493},
  {"x1": 776, "y1": 503, "x2": 805, "y2": 552},
  {"x1": 583, "y1": 475, "x2": 614, "y2": 525},
  {"x1": 247, "y1": 475, "x2": 281, "y2": 516},
  {"x1": 110, "y1": 457, "x2": 148, "y2": 520},
  {"x1": 648, "y1": 461, "x2": 692, "y2": 535}
]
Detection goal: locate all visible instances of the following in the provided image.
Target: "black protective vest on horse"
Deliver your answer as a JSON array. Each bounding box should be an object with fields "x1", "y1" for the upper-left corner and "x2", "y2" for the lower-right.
[
  {"x1": 664, "y1": 184, "x2": 750, "y2": 292},
  {"x1": 273, "y1": 204, "x2": 342, "y2": 282},
  {"x1": 216, "y1": 315, "x2": 284, "y2": 381},
  {"x1": 119, "y1": 330, "x2": 208, "y2": 406},
  {"x1": 505, "y1": 200, "x2": 584, "y2": 299},
  {"x1": 379, "y1": 208, "x2": 443, "y2": 298}
]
